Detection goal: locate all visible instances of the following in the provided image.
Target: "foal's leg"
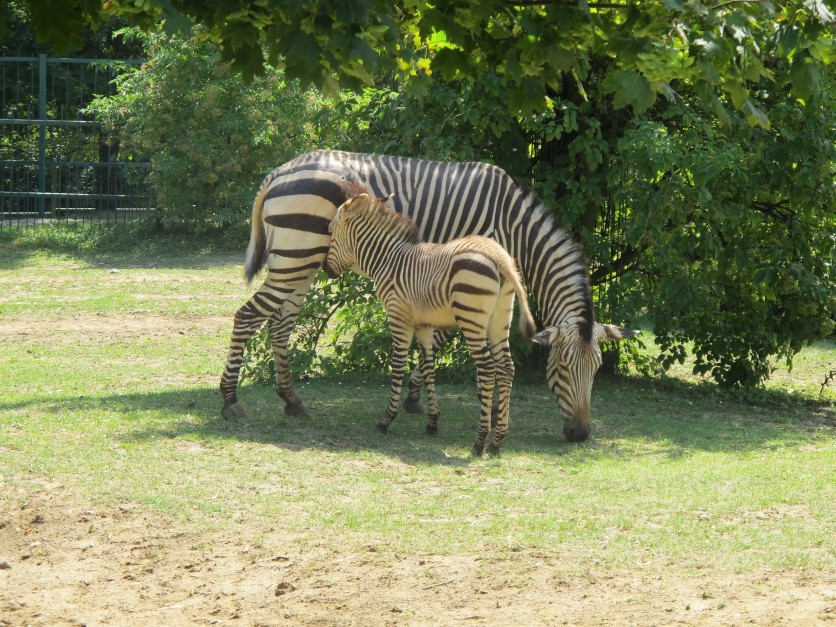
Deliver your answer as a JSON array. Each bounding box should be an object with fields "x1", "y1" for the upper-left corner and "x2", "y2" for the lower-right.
[
  {"x1": 414, "y1": 326, "x2": 439, "y2": 435},
  {"x1": 486, "y1": 287, "x2": 516, "y2": 454},
  {"x1": 404, "y1": 329, "x2": 451, "y2": 414},
  {"x1": 377, "y1": 317, "x2": 415, "y2": 433},
  {"x1": 488, "y1": 288, "x2": 514, "y2": 454},
  {"x1": 461, "y1": 333, "x2": 495, "y2": 456}
]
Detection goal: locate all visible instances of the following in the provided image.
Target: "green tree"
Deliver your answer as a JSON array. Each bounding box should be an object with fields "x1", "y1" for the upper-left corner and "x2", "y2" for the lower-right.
[
  {"x1": 9, "y1": 1, "x2": 835, "y2": 124},
  {"x1": 315, "y1": 62, "x2": 835, "y2": 387},
  {"x1": 15, "y1": 1, "x2": 833, "y2": 387}
]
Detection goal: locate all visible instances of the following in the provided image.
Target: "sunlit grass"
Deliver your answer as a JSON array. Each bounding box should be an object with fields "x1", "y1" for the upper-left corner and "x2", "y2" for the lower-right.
[{"x1": 0, "y1": 228, "x2": 833, "y2": 580}]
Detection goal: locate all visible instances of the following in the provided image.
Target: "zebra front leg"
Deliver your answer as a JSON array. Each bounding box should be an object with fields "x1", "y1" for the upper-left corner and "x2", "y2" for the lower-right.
[
  {"x1": 415, "y1": 327, "x2": 439, "y2": 435},
  {"x1": 403, "y1": 367, "x2": 426, "y2": 415},
  {"x1": 266, "y1": 276, "x2": 316, "y2": 417},
  {"x1": 377, "y1": 322, "x2": 414, "y2": 433}
]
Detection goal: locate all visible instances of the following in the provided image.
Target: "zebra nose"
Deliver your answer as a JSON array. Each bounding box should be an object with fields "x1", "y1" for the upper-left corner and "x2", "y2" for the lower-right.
[
  {"x1": 563, "y1": 421, "x2": 590, "y2": 442},
  {"x1": 323, "y1": 262, "x2": 337, "y2": 279}
]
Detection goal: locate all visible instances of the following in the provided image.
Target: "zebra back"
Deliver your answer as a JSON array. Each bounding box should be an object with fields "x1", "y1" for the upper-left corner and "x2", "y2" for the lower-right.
[{"x1": 249, "y1": 150, "x2": 593, "y2": 334}]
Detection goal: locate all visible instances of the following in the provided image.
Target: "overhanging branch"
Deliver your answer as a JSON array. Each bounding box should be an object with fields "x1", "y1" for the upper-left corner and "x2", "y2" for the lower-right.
[{"x1": 505, "y1": 1, "x2": 631, "y2": 8}]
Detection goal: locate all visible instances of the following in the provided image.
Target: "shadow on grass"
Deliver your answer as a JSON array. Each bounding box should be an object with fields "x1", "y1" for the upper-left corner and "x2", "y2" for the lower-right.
[{"x1": 5, "y1": 376, "x2": 830, "y2": 465}]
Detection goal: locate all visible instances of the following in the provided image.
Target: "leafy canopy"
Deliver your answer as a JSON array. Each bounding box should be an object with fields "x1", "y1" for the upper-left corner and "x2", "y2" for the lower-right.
[{"x1": 7, "y1": 0, "x2": 836, "y2": 126}]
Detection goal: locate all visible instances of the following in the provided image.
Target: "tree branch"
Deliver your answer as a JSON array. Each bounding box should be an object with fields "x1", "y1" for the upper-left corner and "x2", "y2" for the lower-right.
[
  {"x1": 590, "y1": 244, "x2": 646, "y2": 285},
  {"x1": 711, "y1": 0, "x2": 767, "y2": 10},
  {"x1": 506, "y1": 1, "x2": 631, "y2": 8}
]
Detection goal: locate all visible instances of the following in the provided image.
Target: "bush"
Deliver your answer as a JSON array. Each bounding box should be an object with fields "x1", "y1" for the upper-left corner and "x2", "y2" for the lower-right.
[{"x1": 88, "y1": 27, "x2": 321, "y2": 229}]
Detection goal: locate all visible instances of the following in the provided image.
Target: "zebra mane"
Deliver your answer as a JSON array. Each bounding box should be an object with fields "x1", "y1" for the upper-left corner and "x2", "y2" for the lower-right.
[
  {"x1": 513, "y1": 182, "x2": 597, "y2": 344},
  {"x1": 346, "y1": 182, "x2": 421, "y2": 245}
]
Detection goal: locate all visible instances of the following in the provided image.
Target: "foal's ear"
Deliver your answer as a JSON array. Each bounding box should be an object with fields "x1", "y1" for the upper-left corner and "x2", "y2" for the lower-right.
[
  {"x1": 331, "y1": 194, "x2": 370, "y2": 232},
  {"x1": 342, "y1": 193, "x2": 370, "y2": 215}
]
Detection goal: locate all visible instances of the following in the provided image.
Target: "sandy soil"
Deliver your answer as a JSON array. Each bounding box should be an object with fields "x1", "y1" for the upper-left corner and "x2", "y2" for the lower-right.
[
  {"x1": 2, "y1": 492, "x2": 835, "y2": 626},
  {"x1": 2, "y1": 314, "x2": 834, "y2": 626}
]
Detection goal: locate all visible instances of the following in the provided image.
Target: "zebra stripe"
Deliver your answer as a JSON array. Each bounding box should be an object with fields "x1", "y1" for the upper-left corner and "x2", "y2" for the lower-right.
[
  {"x1": 324, "y1": 191, "x2": 543, "y2": 455},
  {"x1": 220, "y1": 150, "x2": 638, "y2": 441}
]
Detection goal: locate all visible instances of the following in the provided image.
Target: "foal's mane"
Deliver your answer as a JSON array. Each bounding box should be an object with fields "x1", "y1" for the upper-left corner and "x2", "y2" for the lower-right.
[{"x1": 345, "y1": 181, "x2": 421, "y2": 244}]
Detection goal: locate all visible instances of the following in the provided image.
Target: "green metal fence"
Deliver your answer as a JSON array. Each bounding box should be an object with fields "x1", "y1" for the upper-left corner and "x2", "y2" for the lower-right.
[{"x1": 0, "y1": 54, "x2": 153, "y2": 229}]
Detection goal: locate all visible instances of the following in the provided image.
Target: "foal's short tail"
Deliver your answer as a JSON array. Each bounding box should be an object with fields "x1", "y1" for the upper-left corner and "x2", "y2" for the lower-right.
[{"x1": 497, "y1": 257, "x2": 545, "y2": 345}]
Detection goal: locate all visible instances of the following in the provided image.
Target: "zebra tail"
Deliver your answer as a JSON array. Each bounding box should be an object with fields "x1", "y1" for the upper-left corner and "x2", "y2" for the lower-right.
[{"x1": 244, "y1": 168, "x2": 277, "y2": 284}]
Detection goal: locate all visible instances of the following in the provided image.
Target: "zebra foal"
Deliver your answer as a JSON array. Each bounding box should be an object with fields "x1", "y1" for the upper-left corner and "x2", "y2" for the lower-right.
[{"x1": 323, "y1": 189, "x2": 545, "y2": 455}]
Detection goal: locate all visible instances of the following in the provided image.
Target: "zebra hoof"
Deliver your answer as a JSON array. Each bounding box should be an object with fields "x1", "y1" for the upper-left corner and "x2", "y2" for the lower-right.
[
  {"x1": 221, "y1": 401, "x2": 247, "y2": 420},
  {"x1": 486, "y1": 443, "x2": 501, "y2": 456},
  {"x1": 425, "y1": 424, "x2": 438, "y2": 436},
  {"x1": 284, "y1": 401, "x2": 309, "y2": 418},
  {"x1": 376, "y1": 421, "x2": 389, "y2": 434},
  {"x1": 404, "y1": 397, "x2": 426, "y2": 415},
  {"x1": 470, "y1": 442, "x2": 485, "y2": 457}
]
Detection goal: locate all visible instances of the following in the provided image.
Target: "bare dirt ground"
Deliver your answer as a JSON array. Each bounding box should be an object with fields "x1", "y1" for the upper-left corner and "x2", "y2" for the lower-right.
[
  {"x1": 2, "y1": 491, "x2": 835, "y2": 627},
  {"x1": 2, "y1": 315, "x2": 835, "y2": 626}
]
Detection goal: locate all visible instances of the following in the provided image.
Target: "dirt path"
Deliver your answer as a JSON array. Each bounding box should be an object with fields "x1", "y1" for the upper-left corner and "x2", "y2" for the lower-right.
[{"x1": 2, "y1": 491, "x2": 834, "y2": 626}]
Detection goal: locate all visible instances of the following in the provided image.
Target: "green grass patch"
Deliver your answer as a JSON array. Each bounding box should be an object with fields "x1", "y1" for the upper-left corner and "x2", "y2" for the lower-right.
[{"x1": 1, "y1": 227, "x2": 834, "y2": 579}]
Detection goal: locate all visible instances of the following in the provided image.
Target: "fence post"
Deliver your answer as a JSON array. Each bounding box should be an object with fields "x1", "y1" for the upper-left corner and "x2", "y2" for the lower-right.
[{"x1": 37, "y1": 53, "x2": 46, "y2": 218}]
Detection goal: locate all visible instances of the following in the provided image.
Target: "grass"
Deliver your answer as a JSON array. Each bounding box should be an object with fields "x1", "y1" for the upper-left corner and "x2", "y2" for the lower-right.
[{"x1": 1, "y1": 225, "x2": 834, "y2": 579}]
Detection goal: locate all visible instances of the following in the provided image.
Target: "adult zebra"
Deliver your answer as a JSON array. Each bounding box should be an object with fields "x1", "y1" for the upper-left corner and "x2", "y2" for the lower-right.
[{"x1": 220, "y1": 150, "x2": 638, "y2": 442}]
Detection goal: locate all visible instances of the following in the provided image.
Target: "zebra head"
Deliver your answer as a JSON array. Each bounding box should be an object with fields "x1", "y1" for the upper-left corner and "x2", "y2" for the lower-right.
[
  {"x1": 323, "y1": 193, "x2": 371, "y2": 279},
  {"x1": 533, "y1": 322, "x2": 639, "y2": 442}
]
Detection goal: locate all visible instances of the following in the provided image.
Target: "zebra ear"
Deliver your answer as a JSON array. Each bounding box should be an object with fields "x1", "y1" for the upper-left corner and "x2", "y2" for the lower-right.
[
  {"x1": 331, "y1": 194, "x2": 370, "y2": 232},
  {"x1": 594, "y1": 323, "x2": 640, "y2": 343},
  {"x1": 343, "y1": 193, "x2": 370, "y2": 214}
]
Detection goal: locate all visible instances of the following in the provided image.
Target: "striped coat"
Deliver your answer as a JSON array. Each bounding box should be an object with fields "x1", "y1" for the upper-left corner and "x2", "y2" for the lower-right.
[
  {"x1": 324, "y1": 190, "x2": 545, "y2": 454},
  {"x1": 221, "y1": 151, "x2": 638, "y2": 442}
]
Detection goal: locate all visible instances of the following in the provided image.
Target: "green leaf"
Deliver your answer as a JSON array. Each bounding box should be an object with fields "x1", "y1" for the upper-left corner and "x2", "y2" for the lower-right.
[
  {"x1": 788, "y1": 53, "x2": 820, "y2": 101},
  {"x1": 743, "y1": 100, "x2": 770, "y2": 130},
  {"x1": 431, "y1": 48, "x2": 470, "y2": 80},
  {"x1": 508, "y1": 76, "x2": 546, "y2": 115},
  {"x1": 602, "y1": 69, "x2": 655, "y2": 115}
]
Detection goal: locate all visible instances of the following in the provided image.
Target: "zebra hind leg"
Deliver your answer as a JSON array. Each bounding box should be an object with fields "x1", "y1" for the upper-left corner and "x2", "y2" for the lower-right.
[
  {"x1": 486, "y1": 354, "x2": 514, "y2": 456},
  {"x1": 466, "y1": 340, "x2": 495, "y2": 456},
  {"x1": 266, "y1": 280, "x2": 315, "y2": 417},
  {"x1": 220, "y1": 296, "x2": 276, "y2": 419},
  {"x1": 485, "y1": 295, "x2": 516, "y2": 454}
]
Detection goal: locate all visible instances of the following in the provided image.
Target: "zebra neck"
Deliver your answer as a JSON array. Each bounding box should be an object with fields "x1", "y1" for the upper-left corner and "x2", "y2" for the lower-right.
[
  {"x1": 503, "y1": 198, "x2": 596, "y2": 340},
  {"x1": 355, "y1": 236, "x2": 413, "y2": 283}
]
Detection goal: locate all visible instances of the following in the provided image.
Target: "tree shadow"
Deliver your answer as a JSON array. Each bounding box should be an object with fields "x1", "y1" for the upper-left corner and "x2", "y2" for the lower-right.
[
  {"x1": 4, "y1": 378, "x2": 830, "y2": 465},
  {"x1": 0, "y1": 228, "x2": 246, "y2": 272}
]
